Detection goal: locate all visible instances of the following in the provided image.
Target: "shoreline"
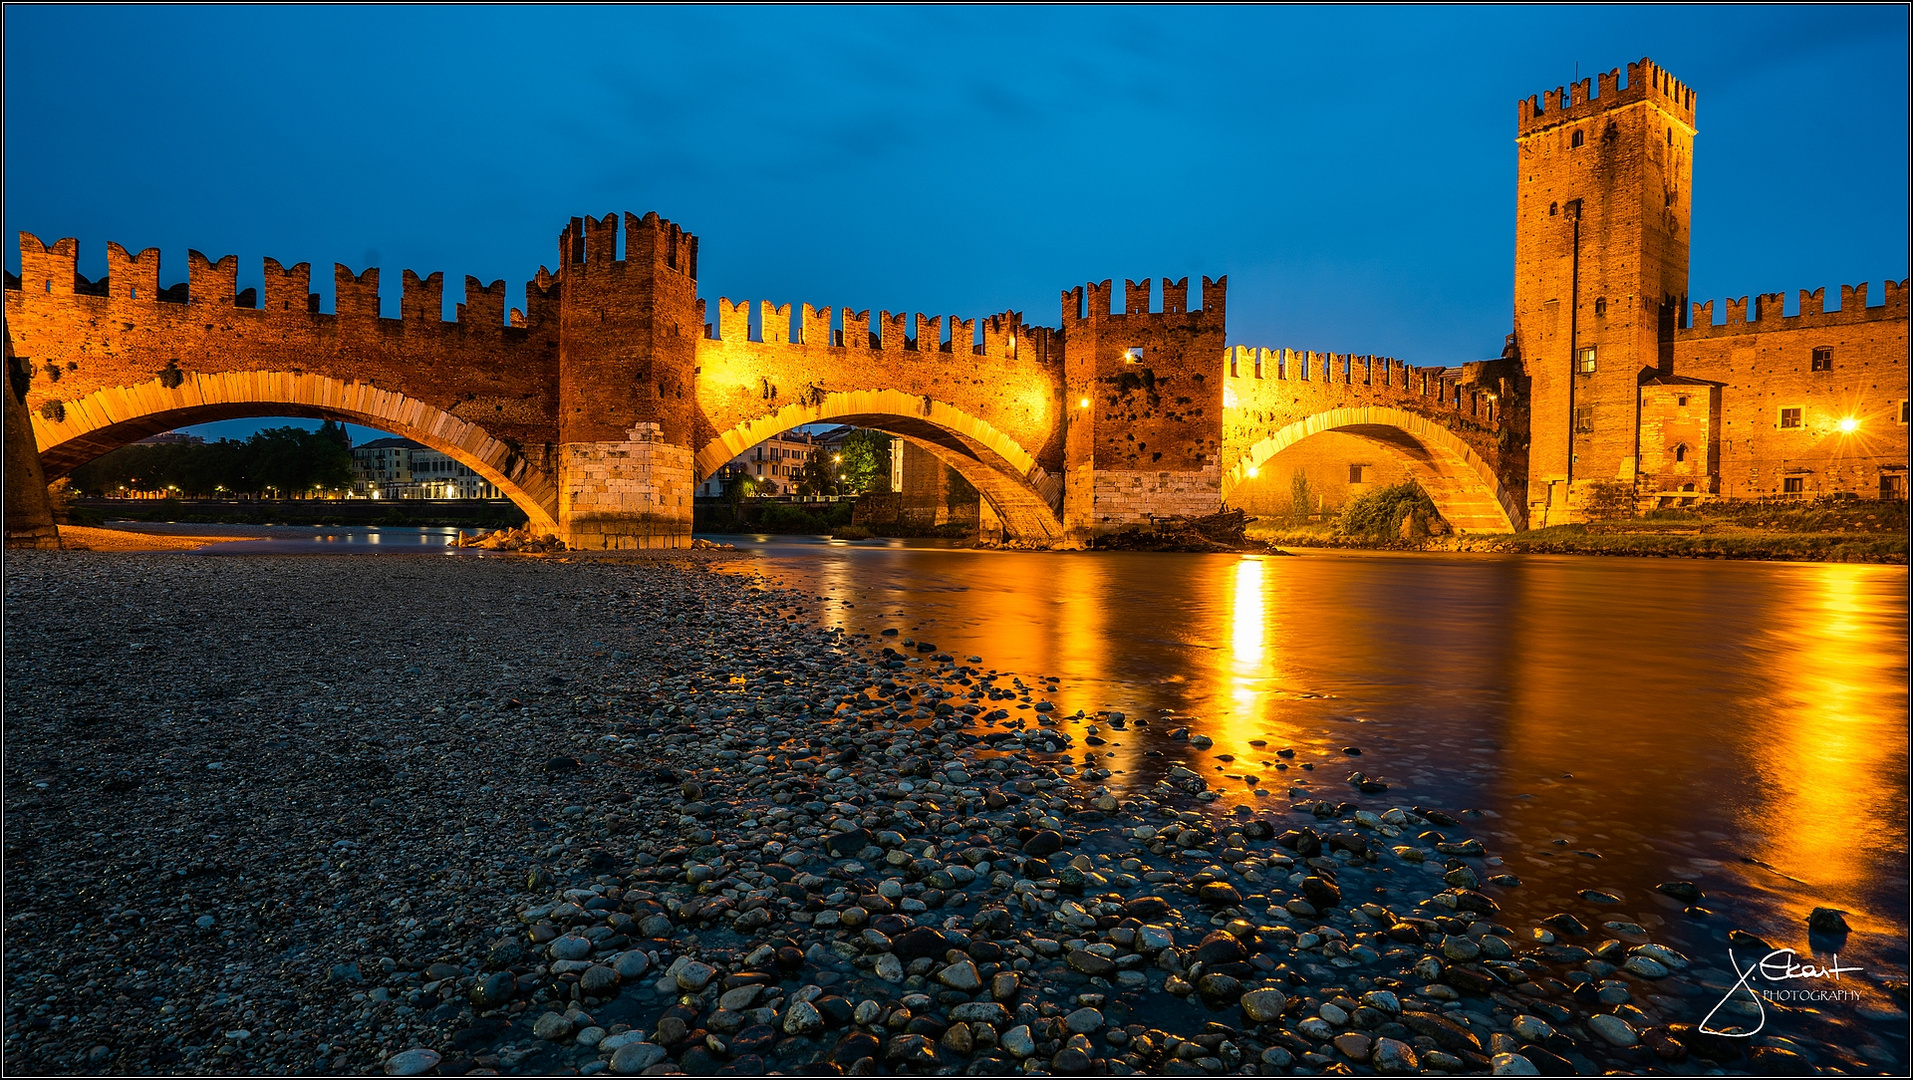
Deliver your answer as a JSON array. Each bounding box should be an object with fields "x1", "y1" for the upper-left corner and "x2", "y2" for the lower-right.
[{"x1": 3, "y1": 553, "x2": 1903, "y2": 1076}]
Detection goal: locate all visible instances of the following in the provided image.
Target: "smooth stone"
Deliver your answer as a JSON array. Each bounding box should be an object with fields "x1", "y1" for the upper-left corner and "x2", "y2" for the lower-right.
[
  {"x1": 1491, "y1": 1051, "x2": 1541, "y2": 1076},
  {"x1": 936, "y1": 960, "x2": 982, "y2": 991},
  {"x1": 1333, "y1": 1032, "x2": 1372, "y2": 1060},
  {"x1": 783, "y1": 999, "x2": 824, "y2": 1035},
  {"x1": 1511, "y1": 1014, "x2": 1554, "y2": 1043},
  {"x1": 580, "y1": 965, "x2": 620, "y2": 995},
  {"x1": 609, "y1": 1042, "x2": 667, "y2": 1075},
  {"x1": 1000, "y1": 1024, "x2": 1037, "y2": 1058},
  {"x1": 1064, "y1": 1007, "x2": 1104, "y2": 1034},
  {"x1": 532, "y1": 1012, "x2": 573, "y2": 1040},
  {"x1": 675, "y1": 960, "x2": 717, "y2": 992},
  {"x1": 549, "y1": 935, "x2": 593, "y2": 961},
  {"x1": 1240, "y1": 988, "x2": 1287, "y2": 1023},
  {"x1": 383, "y1": 1048, "x2": 441, "y2": 1076},
  {"x1": 1371, "y1": 1037, "x2": 1419, "y2": 1073},
  {"x1": 1587, "y1": 1013, "x2": 1637, "y2": 1046}
]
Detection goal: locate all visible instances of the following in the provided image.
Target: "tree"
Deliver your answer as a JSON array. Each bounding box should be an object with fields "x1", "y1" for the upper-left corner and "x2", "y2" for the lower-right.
[
  {"x1": 796, "y1": 448, "x2": 837, "y2": 497},
  {"x1": 837, "y1": 430, "x2": 892, "y2": 494},
  {"x1": 1289, "y1": 470, "x2": 1313, "y2": 522}
]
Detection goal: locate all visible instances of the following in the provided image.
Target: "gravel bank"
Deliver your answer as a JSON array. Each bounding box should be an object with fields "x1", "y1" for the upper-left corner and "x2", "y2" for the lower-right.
[{"x1": 3, "y1": 551, "x2": 1900, "y2": 1076}]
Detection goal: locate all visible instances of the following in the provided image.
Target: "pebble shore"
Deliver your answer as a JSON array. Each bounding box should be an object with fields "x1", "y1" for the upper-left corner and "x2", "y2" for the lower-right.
[{"x1": 3, "y1": 551, "x2": 1903, "y2": 1076}]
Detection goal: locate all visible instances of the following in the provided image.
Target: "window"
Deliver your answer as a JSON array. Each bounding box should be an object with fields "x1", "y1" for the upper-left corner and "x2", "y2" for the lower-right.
[
  {"x1": 1782, "y1": 477, "x2": 1804, "y2": 495},
  {"x1": 1900, "y1": 400, "x2": 1909, "y2": 426},
  {"x1": 1348, "y1": 464, "x2": 1365, "y2": 484},
  {"x1": 1593, "y1": 298, "x2": 1606, "y2": 316},
  {"x1": 1677, "y1": 395, "x2": 1689, "y2": 407},
  {"x1": 1574, "y1": 405, "x2": 1595, "y2": 433},
  {"x1": 1811, "y1": 347, "x2": 1833, "y2": 372},
  {"x1": 1577, "y1": 347, "x2": 1597, "y2": 374},
  {"x1": 1549, "y1": 202, "x2": 1558, "y2": 216},
  {"x1": 1571, "y1": 130, "x2": 1585, "y2": 148},
  {"x1": 1779, "y1": 407, "x2": 1803, "y2": 430},
  {"x1": 1674, "y1": 444, "x2": 1688, "y2": 463}
]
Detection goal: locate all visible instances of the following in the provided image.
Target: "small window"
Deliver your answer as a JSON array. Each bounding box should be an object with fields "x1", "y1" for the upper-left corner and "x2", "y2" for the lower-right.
[
  {"x1": 1667, "y1": 129, "x2": 1673, "y2": 145},
  {"x1": 1348, "y1": 464, "x2": 1365, "y2": 484},
  {"x1": 1677, "y1": 395, "x2": 1689, "y2": 407},
  {"x1": 1593, "y1": 298, "x2": 1606, "y2": 316},
  {"x1": 1549, "y1": 202, "x2": 1558, "y2": 216},
  {"x1": 1673, "y1": 444, "x2": 1688, "y2": 463},
  {"x1": 1900, "y1": 400, "x2": 1909, "y2": 426},
  {"x1": 1571, "y1": 130, "x2": 1585, "y2": 148},
  {"x1": 1810, "y1": 347, "x2": 1832, "y2": 372},
  {"x1": 1578, "y1": 347, "x2": 1597, "y2": 374},
  {"x1": 1782, "y1": 477, "x2": 1804, "y2": 495},
  {"x1": 1779, "y1": 407, "x2": 1803, "y2": 430},
  {"x1": 1574, "y1": 405, "x2": 1595, "y2": 433}
]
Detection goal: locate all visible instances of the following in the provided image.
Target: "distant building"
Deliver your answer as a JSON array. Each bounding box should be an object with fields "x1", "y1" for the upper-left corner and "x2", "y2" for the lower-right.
[
  {"x1": 134, "y1": 432, "x2": 203, "y2": 446},
  {"x1": 696, "y1": 427, "x2": 851, "y2": 497},
  {"x1": 351, "y1": 437, "x2": 499, "y2": 499}
]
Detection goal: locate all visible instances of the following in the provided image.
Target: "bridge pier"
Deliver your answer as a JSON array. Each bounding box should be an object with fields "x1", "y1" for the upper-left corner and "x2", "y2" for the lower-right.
[
  {"x1": 558, "y1": 423, "x2": 694, "y2": 550},
  {"x1": 5, "y1": 338, "x2": 60, "y2": 549}
]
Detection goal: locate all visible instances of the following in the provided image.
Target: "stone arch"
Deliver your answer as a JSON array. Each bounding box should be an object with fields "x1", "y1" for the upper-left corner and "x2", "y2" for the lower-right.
[
  {"x1": 1223, "y1": 405, "x2": 1521, "y2": 534},
  {"x1": 697, "y1": 390, "x2": 1064, "y2": 545},
  {"x1": 33, "y1": 370, "x2": 560, "y2": 532}
]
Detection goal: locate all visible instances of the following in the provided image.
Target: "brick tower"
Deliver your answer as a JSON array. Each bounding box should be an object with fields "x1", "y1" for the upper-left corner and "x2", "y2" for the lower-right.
[
  {"x1": 1060, "y1": 276, "x2": 1228, "y2": 545},
  {"x1": 1513, "y1": 59, "x2": 1696, "y2": 524},
  {"x1": 554, "y1": 211, "x2": 703, "y2": 548}
]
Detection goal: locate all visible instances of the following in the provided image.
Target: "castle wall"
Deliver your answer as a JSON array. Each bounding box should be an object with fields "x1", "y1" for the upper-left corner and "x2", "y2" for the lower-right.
[
  {"x1": 1667, "y1": 282, "x2": 1908, "y2": 500},
  {"x1": 8, "y1": 233, "x2": 562, "y2": 477},
  {"x1": 692, "y1": 306, "x2": 1064, "y2": 482}
]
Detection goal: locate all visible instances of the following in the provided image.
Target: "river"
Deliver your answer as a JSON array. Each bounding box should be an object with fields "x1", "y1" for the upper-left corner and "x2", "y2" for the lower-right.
[{"x1": 720, "y1": 534, "x2": 1910, "y2": 1054}]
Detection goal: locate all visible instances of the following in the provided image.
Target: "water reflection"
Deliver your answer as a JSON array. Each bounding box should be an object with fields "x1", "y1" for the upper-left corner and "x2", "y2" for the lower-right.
[{"x1": 728, "y1": 537, "x2": 1908, "y2": 981}]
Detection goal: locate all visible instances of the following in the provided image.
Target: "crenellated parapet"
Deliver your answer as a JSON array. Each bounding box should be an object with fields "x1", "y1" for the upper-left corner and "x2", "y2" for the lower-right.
[
  {"x1": 1679, "y1": 279, "x2": 1908, "y2": 338},
  {"x1": 1517, "y1": 57, "x2": 1695, "y2": 136}
]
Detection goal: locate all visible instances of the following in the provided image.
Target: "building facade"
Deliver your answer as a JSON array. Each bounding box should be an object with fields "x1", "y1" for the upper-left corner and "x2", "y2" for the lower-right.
[
  {"x1": 351, "y1": 436, "x2": 500, "y2": 499},
  {"x1": 692, "y1": 429, "x2": 840, "y2": 497}
]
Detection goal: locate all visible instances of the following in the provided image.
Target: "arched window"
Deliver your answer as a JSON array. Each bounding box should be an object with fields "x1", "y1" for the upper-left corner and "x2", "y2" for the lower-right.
[{"x1": 1674, "y1": 443, "x2": 1688, "y2": 463}]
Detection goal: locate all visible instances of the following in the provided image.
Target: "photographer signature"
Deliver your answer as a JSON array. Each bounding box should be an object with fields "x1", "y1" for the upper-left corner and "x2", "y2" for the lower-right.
[{"x1": 1699, "y1": 948, "x2": 1865, "y2": 1036}]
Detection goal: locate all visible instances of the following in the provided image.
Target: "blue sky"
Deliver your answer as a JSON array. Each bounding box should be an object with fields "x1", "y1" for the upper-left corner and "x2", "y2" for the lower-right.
[{"x1": 6, "y1": 5, "x2": 1906, "y2": 445}]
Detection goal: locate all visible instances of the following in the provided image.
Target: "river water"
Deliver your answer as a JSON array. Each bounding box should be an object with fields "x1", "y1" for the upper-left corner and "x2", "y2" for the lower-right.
[{"x1": 723, "y1": 535, "x2": 1910, "y2": 1052}]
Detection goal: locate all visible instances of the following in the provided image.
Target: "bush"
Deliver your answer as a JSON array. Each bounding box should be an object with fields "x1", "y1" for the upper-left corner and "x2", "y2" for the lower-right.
[
  {"x1": 1336, "y1": 482, "x2": 1440, "y2": 539},
  {"x1": 832, "y1": 525, "x2": 873, "y2": 540}
]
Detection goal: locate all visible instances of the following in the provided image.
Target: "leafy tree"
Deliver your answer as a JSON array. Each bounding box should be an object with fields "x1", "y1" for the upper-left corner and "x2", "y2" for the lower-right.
[
  {"x1": 796, "y1": 448, "x2": 837, "y2": 497},
  {"x1": 1289, "y1": 470, "x2": 1313, "y2": 522},
  {"x1": 836, "y1": 430, "x2": 892, "y2": 494}
]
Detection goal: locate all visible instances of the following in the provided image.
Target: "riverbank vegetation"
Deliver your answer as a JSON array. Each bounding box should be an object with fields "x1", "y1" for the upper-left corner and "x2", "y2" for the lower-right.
[
  {"x1": 1248, "y1": 488, "x2": 1908, "y2": 563},
  {"x1": 66, "y1": 423, "x2": 357, "y2": 499}
]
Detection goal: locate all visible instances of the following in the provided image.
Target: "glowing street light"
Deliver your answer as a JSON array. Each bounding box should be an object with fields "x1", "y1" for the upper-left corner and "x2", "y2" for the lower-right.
[
  {"x1": 1244, "y1": 465, "x2": 1259, "y2": 479},
  {"x1": 1078, "y1": 397, "x2": 1091, "y2": 409},
  {"x1": 1839, "y1": 417, "x2": 1859, "y2": 433}
]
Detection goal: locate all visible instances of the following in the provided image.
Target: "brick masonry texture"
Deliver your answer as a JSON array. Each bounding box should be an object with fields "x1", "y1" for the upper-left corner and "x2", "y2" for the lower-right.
[{"x1": 5, "y1": 57, "x2": 1903, "y2": 547}]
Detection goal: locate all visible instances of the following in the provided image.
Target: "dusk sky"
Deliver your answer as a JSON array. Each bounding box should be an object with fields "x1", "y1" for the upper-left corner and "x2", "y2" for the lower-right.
[{"x1": 6, "y1": 4, "x2": 1906, "y2": 444}]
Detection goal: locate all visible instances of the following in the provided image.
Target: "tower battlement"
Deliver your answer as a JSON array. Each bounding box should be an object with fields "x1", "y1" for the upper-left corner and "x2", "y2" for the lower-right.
[
  {"x1": 1680, "y1": 279, "x2": 1909, "y2": 335},
  {"x1": 1060, "y1": 276, "x2": 1225, "y2": 326},
  {"x1": 555, "y1": 211, "x2": 699, "y2": 280},
  {"x1": 1517, "y1": 57, "x2": 1695, "y2": 137}
]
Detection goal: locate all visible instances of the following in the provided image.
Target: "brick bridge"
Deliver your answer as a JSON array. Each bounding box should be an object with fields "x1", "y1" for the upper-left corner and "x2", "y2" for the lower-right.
[{"x1": 5, "y1": 212, "x2": 1524, "y2": 548}]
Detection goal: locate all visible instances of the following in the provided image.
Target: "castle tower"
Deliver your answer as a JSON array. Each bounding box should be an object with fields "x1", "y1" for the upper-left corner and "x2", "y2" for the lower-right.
[
  {"x1": 554, "y1": 211, "x2": 703, "y2": 548},
  {"x1": 1060, "y1": 276, "x2": 1227, "y2": 545},
  {"x1": 1513, "y1": 59, "x2": 1696, "y2": 524}
]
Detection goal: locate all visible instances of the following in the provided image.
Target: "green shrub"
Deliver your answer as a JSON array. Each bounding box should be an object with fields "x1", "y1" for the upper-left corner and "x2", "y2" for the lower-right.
[{"x1": 1336, "y1": 482, "x2": 1440, "y2": 538}]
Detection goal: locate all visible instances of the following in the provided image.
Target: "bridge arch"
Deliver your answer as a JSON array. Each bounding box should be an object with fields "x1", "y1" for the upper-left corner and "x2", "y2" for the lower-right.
[
  {"x1": 1223, "y1": 405, "x2": 1520, "y2": 534},
  {"x1": 33, "y1": 370, "x2": 560, "y2": 532},
  {"x1": 697, "y1": 390, "x2": 1065, "y2": 545}
]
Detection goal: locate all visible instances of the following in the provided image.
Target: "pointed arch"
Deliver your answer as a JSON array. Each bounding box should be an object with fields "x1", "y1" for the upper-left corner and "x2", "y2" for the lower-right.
[
  {"x1": 33, "y1": 371, "x2": 559, "y2": 532},
  {"x1": 1223, "y1": 405, "x2": 1521, "y2": 534},
  {"x1": 697, "y1": 390, "x2": 1064, "y2": 545}
]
